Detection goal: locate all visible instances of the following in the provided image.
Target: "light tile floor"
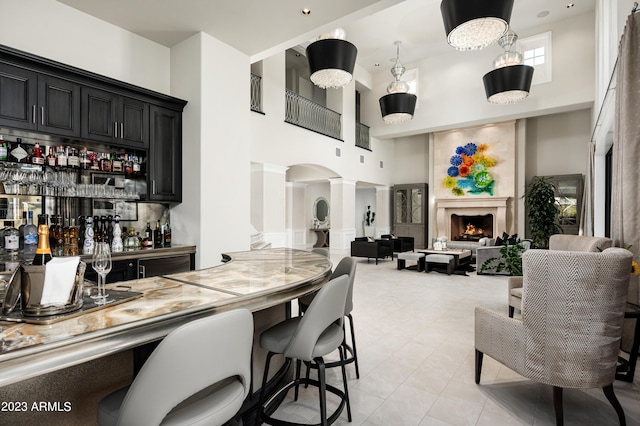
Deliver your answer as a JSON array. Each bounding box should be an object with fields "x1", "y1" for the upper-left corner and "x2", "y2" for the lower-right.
[{"x1": 269, "y1": 254, "x2": 640, "y2": 425}]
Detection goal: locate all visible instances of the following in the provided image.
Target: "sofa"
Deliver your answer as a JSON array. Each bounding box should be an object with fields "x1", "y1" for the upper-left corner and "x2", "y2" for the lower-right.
[
  {"x1": 350, "y1": 237, "x2": 393, "y2": 264},
  {"x1": 381, "y1": 234, "x2": 414, "y2": 258}
]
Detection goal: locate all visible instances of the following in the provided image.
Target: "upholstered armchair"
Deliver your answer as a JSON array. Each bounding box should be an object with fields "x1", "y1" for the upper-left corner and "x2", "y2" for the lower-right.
[
  {"x1": 350, "y1": 237, "x2": 393, "y2": 264},
  {"x1": 508, "y1": 234, "x2": 613, "y2": 317},
  {"x1": 380, "y1": 234, "x2": 414, "y2": 258},
  {"x1": 476, "y1": 248, "x2": 632, "y2": 425}
]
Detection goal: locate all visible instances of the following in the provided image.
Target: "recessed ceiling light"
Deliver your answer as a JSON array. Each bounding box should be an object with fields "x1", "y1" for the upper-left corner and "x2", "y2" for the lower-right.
[
  {"x1": 301, "y1": 8, "x2": 311, "y2": 15},
  {"x1": 566, "y1": 3, "x2": 575, "y2": 8},
  {"x1": 537, "y1": 10, "x2": 550, "y2": 18}
]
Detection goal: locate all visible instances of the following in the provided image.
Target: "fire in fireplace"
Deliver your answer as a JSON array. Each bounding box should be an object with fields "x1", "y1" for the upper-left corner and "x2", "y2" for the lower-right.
[{"x1": 451, "y1": 214, "x2": 494, "y2": 241}]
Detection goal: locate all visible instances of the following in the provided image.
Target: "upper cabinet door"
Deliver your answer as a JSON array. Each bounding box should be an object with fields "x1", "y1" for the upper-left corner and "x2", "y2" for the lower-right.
[
  {"x1": 81, "y1": 87, "x2": 149, "y2": 148},
  {"x1": 148, "y1": 105, "x2": 181, "y2": 202},
  {"x1": 81, "y1": 87, "x2": 117, "y2": 143},
  {"x1": 0, "y1": 63, "x2": 38, "y2": 131},
  {"x1": 38, "y1": 75, "x2": 81, "y2": 138}
]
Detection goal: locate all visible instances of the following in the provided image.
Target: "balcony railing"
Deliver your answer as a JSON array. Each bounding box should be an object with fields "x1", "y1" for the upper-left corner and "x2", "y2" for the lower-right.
[
  {"x1": 285, "y1": 89, "x2": 342, "y2": 140},
  {"x1": 356, "y1": 122, "x2": 371, "y2": 151},
  {"x1": 250, "y1": 73, "x2": 263, "y2": 113}
]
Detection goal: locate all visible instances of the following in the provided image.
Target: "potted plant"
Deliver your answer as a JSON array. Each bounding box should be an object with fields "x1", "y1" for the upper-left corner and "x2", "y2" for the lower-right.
[
  {"x1": 523, "y1": 176, "x2": 562, "y2": 249},
  {"x1": 363, "y1": 206, "x2": 376, "y2": 237},
  {"x1": 480, "y1": 241, "x2": 526, "y2": 276}
]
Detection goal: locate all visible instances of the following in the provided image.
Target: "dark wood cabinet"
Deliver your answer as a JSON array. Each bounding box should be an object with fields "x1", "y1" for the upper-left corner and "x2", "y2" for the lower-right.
[
  {"x1": 393, "y1": 183, "x2": 429, "y2": 249},
  {"x1": 0, "y1": 64, "x2": 80, "y2": 137},
  {"x1": 85, "y1": 259, "x2": 138, "y2": 284},
  {"x1": 139, "y1": 254, "x2": 193, "y2": 278},
  {"x1": 81, "y1": 87, "x2": 149, "y2": 148},
  {"x1": 148, "y1": 105, "x2": 182, "y2": 202}
]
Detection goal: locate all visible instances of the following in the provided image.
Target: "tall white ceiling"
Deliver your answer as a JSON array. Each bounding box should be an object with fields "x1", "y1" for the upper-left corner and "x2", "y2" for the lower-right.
[{"x1": 57, "y1": 0, "x2": 595, "y2": 70}]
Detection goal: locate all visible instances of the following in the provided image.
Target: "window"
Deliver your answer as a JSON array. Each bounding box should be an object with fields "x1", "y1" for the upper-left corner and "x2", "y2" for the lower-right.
[{"x1": 519, "y1": 31, "x2": 552, "y2": 85}]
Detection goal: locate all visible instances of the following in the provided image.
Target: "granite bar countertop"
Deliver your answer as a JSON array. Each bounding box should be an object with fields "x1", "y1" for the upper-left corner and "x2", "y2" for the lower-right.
[{"x1": 0, "y1": 248, "x2": 331, "y2": 387}]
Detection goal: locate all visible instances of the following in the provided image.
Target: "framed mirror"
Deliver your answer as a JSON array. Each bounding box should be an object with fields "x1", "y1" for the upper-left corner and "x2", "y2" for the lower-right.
[{"x1": 313, "y1": 197, "x2": 330, "y2": 226}]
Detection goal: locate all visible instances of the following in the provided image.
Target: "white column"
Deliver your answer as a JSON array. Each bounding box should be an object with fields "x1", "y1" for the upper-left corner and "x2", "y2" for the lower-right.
[
  {"x1": 329, "y1": 178, "x2": 357, "y2": 251},
  {"x1": 251, "y1": 163, "x2": 288, "y2": 247},
  {"x1": 375, "y1": 186, "x2": 392, "y2": 238},
  {"x1": 286, "y1": 182, "x2": 307, "y2": 249}
]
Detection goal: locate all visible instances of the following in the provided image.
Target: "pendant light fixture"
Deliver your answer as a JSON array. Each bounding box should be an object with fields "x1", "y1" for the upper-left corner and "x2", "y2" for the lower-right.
[
  {"x1": 440, "y1": 0, "x2": 514, "y2": 51},
  {"x1": 482, "y1": 29, "x2": 534, "y2": 104},
  {"x1": 306, "y1": 28, "x2": 357, "y2": 89},
  {"x1": 379, "y1": 41, "x2": 417, "y2": 125}
]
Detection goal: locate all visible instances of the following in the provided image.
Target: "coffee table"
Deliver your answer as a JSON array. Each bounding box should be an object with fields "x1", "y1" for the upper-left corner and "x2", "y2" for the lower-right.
[{"x1": 418, "y1": 248, "x2": 472, "y2": 271}]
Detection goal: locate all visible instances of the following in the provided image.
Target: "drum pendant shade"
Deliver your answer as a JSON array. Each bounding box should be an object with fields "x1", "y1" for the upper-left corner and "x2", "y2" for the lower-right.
[
  {"x1": 306, "y1": 39, "x2": 357, "y2": 89},
  {"x1": 483, "y1": 64, "x2": 534, "y2": 104},
  {"x1": 379, "y1": 93, "x2": 417, "y2": 124},
  {"x1": 440, "y1": 0, "x2": 514, "y2": 51}
]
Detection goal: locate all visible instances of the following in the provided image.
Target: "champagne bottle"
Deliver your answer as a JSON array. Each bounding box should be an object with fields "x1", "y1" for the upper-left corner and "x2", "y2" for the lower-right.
[{"x1": 32, "y1": 214, "x2": 53, "y2": 265}]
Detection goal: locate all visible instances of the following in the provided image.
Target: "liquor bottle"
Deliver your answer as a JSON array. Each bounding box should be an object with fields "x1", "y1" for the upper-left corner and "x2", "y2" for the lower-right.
[
  {"x1": 163, "y1": 221, "x2": 172, "y2": 247},
  {"x1": 99, "y1": 216, "x2": 107, "y2": 243},
  {"x1": 90, "y1": 151, "x2": 100, "y2": 170},
  {"x1": 83, "y1": 216, "x2": 95, "y2": 255},
  {"x1": 67, "y1": 217, "x2": 79, "y2": 256},
  {"x1": 46, "y1": 147, "x2": 57, "y2": 167},
  {"x1": 106, "y1": 215, "x2": 114, "y2": 245},
  {"x1": 78, "y1": 215, "x2": 86, "y2": 251},
  {"x1": 23, "y1": 211, "x2": 38, "y2": 257},
  {"x1": 18, "y1": 210, "x2": 27, "y2": 250},
  {"x1": 57, "y1": 145, "x2": 68, "y2": 168},
  {"x1": 154, "y1": 220, "x2": 163, "y2": 248},
  {"x1": 124, "y1": 154, "x2": 133, "y2": 174},
  {"x1": 68, "y1": 147, "x2": 79, "y2": 169},
  {"x1": 144, "y1": 222, "x2": 152, "y2": 247},
  {"x1": 32, "y1": 214, "x2": 53, "y2": 265},
  {"x1": 0, "y1": 135, "x2": 7, "y2": 161},
  {"x1": 112, "y1": 153, "x2": 123, "y2": 172},
  {"x1": 9, "y1": 138, "x2": 28, "y2": 163},
  {"x1": 30, "y1": 142, "x2": 45, "y2": 165},
  {"x1": 111, "y1": 215, "x2": 123, "y2": 253},
  {"x1": 132, "y1": 154, "x2": 141, "y2": 174},
  {"x1": 3, "y1": 221, "x2": 19, "y2": 254},
  {"x1": 100, "y1": 153, "x2": 112, "y2": 172},
  {"x1": 49, "y1": 215, "x2": 64, "y2": 256},
  {"x1": 79, "y1": 147, "x2": 90, "y2": 170},
  {"x1": 93, "y1": 215, "x2": 101, "y2": 243}
]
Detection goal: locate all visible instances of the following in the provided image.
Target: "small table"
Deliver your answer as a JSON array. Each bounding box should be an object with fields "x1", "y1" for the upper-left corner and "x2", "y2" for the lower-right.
[
  {"x1": 616, "y1": 302, "x2": 640, "y2": 382},
  {"x1": 311, "y1": 228, "x2": 330, "y2": 248},
  {"x1": 418, "y1": 248, "x2": 472, "y2": 270}
]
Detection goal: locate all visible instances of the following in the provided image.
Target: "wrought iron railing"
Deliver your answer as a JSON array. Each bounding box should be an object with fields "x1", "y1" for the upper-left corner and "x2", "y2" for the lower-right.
[
  {"x1": 285, "y1": 89, "x2": 342, "y2": 140},
  {"x1": 356, "y1": 122, "x2": 371, "y2": 151},
  {"x1": 250, "y1": 73, "x2": 263, "y2": 113}
]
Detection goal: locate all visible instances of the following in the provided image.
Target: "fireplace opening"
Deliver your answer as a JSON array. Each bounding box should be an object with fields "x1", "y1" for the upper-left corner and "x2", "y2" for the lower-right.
[{"x1": 451, "y1": 214, "x2": 494, "y2": 241}]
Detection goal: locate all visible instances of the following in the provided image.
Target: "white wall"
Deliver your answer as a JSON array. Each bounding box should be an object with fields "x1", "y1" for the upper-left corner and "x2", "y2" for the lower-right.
[
  {"x1": 0, "y1": 0, "x2": 170, "y2": 94},
  {"x1": 393, "y1": 134, "x2": 429, "y2": 184},
  {"x1": 362, "y1": 11, "x2": 597, "y2": 140},
  {"x1": 525, "y1": 109, "x2": 592, "y2": 181}
]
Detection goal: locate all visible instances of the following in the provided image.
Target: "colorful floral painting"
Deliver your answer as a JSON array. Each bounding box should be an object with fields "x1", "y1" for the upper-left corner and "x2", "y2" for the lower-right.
[{"x1": 442, "y1": 142, "x2": 497, "y2": 196}]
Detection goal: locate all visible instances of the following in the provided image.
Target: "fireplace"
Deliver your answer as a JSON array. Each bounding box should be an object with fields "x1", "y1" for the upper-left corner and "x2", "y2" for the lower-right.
[
  {"x1": 451, "y1": 214, "x2": 493, "y2": 241},
  {"x1": 434, "y1": 197, "x2": 511, "y2": 242}
]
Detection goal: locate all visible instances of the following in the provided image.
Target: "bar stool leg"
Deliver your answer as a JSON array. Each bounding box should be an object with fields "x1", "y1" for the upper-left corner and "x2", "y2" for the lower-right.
[
  {"x1": 317, "y1": 357, "x2": 328, "y2": 426},
  {"x1": 339, "y1": 345, "x2": 352, "y2": 422},
  {"x1": 347, "y1": 314, "x2": 360, "y2": 379},
  {"x1": 258, "y1": 351, "x2": 275, "y2": 422},
  {"x1": 294, "y1": 358, "x2": 302, "y2": 401}
]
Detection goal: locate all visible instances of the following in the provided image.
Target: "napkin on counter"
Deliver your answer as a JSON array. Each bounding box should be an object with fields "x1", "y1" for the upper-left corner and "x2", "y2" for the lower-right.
[{"x1": 40, "y1": 256, "x2": 81, "y2": 305}]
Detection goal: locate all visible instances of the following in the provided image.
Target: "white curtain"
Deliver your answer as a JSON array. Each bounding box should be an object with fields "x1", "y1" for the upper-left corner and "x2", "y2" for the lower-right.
[
  {"x1": 579, "y1": 141, "x2": 595, "y2": 236},
  {"x1": 612, "y1": 10, "x2": 640, "y2": 351}
]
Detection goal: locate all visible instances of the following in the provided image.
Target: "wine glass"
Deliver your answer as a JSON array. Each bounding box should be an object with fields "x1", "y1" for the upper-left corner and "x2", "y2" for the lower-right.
[{"x1": 92, "y1": 242, "x2": 113, "y2": 305}]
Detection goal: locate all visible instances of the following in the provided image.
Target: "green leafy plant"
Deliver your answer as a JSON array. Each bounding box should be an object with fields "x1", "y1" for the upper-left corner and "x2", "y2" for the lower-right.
[
  {"x1": 480, "y1": 241, "x2": 526, "y2": 276},
  {"x1": 523, "y1": 176, "x2": 562, "y2": 248}
]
